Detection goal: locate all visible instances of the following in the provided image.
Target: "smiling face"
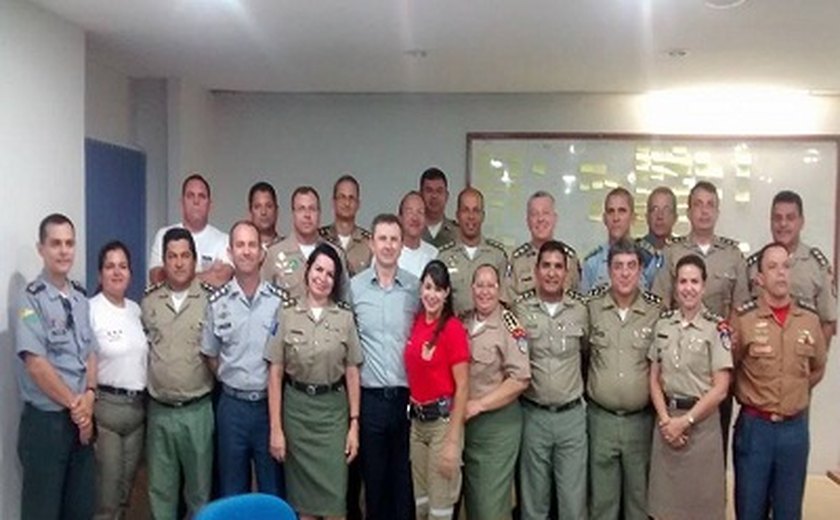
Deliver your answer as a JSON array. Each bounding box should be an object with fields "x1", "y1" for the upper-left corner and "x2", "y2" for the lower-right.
[
  {"x1": 334, "y1": 179, "x2": 360, "y2": 222},
  {"x1": 292, "y1": 191, "x2": 320, "y2": 238},
  {"x1": 229, "y1": 222, "x2": 264, "y2": 276},
  {"x1": 770, "y1": 201, "x2": 804, "y2": 249},
  {"x1": 99, "y1": 248, "x2": 131, "y2": 301},
  {"x1": 249, "y1": 189, "x2": 278, "y2": 236},
  {"x1": 757, "y1": 245, "x2": 791, "y2": 301},
  {"x1": 609, "y1": 251, "x2": 641, "y2": 299},
  {"x1": 472, "y1": 265, "x2": 500, "y2": 316},
  {"x1": 306, "y1": 252, "x2": 337, "y2": 302},
  {"x1": 527, "y1": 195, "x2": 556, "y2": 243},
  {"x1": 38, "y1": 222, "x2": 75, "y2": 279},
  {"x1": 421, "y1": 178, "x2": 448, "y2": 221},
  {"x1": 688, "y1": 187, "x2": 719, "y2": 235},
  {"x1": 535, "y1": 250, "x2": 567, "y2": 300},
  {"x1": 675, "y1": 263, "x2": 704, "y2": 314},
  {"x1": 400, "y1": 193, "x2": 426, "y2": 241},
  {"x1": 370, "y1": 221, "x2": 402, "y2": 269},
  {"x1": 421, "y1": 274, "x2": 450, "y2": 319},
  {"x1": 181, "y1": 178, "x2": 211, "y2": 229}
]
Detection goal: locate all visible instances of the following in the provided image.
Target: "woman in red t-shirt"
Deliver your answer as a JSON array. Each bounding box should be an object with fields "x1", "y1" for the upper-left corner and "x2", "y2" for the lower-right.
[{"x1": 405, "y1": 259, "x2": 470, "y2": 520}]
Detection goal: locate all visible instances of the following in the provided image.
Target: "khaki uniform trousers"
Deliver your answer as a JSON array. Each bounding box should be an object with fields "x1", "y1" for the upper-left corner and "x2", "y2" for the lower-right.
[{"x1": 410, "y1": 418, "x2": 463, "y2": 520}]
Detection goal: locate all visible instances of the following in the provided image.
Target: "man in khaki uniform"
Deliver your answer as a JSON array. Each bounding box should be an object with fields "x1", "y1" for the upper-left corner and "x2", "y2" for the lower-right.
[
  {"x1": 732, "y1": 242, "x2": 827, "y2": 520},
  {"x1": 263, "y1": 186, "x2": 349, "y2": 300},
  {"x1": 248, "y1": 181, "x2": 284, "y2": 250},
  {"x1": 586, "y1": 239, "x2": 663, "y2": 520},
  {"x1": 514, "y1": 241, "x2": 589, "y2": 520},
  {"x1": 746, "y1": 190, "x2": 836, "y2": 341},
  {"x1": 420, "y1": 167, "x2": 460, "y2": 248},
  {"x1": 142, "y1": 227, "x2": 216, "y2": 519},
  {"x1": 508, "y1": 191, "x2": 580, "y2": 301},
  {"x1": 437, "y1": 187, "x2": 509, "y2": 313},
  {"x1": 320, "y1": 174, "x2": 372, "y2": 277}
]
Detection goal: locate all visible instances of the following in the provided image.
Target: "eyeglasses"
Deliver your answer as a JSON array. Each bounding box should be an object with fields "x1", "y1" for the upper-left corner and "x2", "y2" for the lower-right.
[{"x1": 60, "y1": 296, "x2": 75, "y2": 330}]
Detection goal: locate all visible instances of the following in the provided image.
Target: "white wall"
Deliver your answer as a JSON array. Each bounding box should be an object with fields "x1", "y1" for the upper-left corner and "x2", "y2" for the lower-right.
[
  {"x1": 207, "y1": 91, "x2": 840, "y2": 474},
  {"x1": 85, "y1": 55, "x2": 132, "y2": 147},
  {"x1": 0, "y1": 0, "x2": 86, "y2": 516}
]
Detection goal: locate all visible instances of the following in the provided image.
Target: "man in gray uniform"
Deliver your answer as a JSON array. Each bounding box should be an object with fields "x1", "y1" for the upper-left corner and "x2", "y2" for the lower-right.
[
  {"x1": 15, "y1": 213, "x2": 97, "y2": 519},
  {"x1": 515, "y1": 240, "x2": 589, "y2": 520},
  {"x1": 143, "y1": 227, "x2": 215, "y2": 519},
  {"x1": 587, "y1": 239, "x2": 663, "y2": 520},
  {"x1": 201, "y1": 221, "x2": 287, "y2": 497}
]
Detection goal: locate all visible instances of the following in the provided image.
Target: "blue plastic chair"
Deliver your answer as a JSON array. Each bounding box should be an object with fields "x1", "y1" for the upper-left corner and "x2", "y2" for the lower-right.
[{"x1": 195, "y1": 493, "x2": 297, "y2": 520}]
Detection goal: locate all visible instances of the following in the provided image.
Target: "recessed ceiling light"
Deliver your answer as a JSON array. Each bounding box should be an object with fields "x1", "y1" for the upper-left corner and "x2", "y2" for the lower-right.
[{"x1": 704, "y1": 0, "x2": 748, "y2": 10}]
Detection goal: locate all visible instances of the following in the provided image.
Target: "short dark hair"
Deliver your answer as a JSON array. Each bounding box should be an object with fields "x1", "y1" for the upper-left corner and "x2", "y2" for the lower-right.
[
  {"x1": 756, "y1": 241, "x2": 789, "y2": 274},
  {"x1": 607, "y1": 238, "x2": 642, "y2": 267},
  {"x1": 536, "y1": 240, "x2": 568, "y2": 268},
  {"x1": 605, "y1": 186, "x2": 634, "y2": 211},
  {"x1": 420, "y1": 167, "x2": 448, "y2": 189},
  {"x1": 398, "y1": 190, "x2": 425, "y2": 215},
  {"x1": 370, "y1": 213, "x2": 403, "y2": 237},
  {"x1": 675, "y1": 254, "x2": 707, "y2": 281},
  {"x1": 228, "y1": 220, "x2": 261, "y2": 247},
  {"x1": 772, "y1": 190, "x2": 803, "y2": 217},
  {"x1": 162, "y1": 227, "x2": 196, "y2": 262},
  {"x1": 291, "y1": 186, "x2": 320, "y2": 210},
  {"x1": 305, "y1": 243, "x2": 344, "y2": 302},
  {"x1": 689, "y1": 181, "x2": 718, "y2": 206},
  {"x1": 182, "y1": 173, "x2": 211, "y2": 198},
  {"x1": 97, "y1": 240, "x2": 132, "y2": 273},
  {"x1": 333, "y1": 174, "x2": 360, "y2": 199},
  {"x1": 248, "y1": 181, "x2": 277, "y2": 207},
  {"x1": 38, "y1": 213, "x2": 74, "y2": 243},
  {"x1": 457, "y1": 187, "x2": 484, "y2": 210}
]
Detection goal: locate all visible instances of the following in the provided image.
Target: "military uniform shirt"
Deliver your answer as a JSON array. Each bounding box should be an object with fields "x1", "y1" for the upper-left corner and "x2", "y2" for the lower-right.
[
  {"x1": 506, "y1": 240, "x2": 581, "y2": 301},
  {"x1": 422, "y1": 217, "x2": 459, "y2": 249},
  {"x1": 648, "y1": 307, "x2": 733, "y2": 399},
  {"x1": 319, "y1": 223, "x2": 372, "y2": 278},
  {"x1": 580, "y1": 241, "x2": 660, "y2": 294},
  {"x1": 265, "y1": 299, "x2": 363, "y2": 384},
  {"x1": 463, "y1": 306, "x2": 531, "y2": 400},
  {"x1": 652, "y1": 235, "x2": 749, "y2": 318},
  {"x1": 747, "y1": 242, "x2": 837, "y2": 324},
  {"x1": 141, "y1": 279, "x2": 214, "y2": 403},
  {"x1": 262, "y1": 234, "x2": 351, "y2": 301},
  {"x1": 731, "y1": 298, "x2": 827, "y2": 416},
  {"x1": 201, "y1": 278, "x2": 284, "y2": 391},
  {"x1": 515, "y1": 290, "x2": 588, "y2": 406},
  {"x1": 586, "y1": 288, "x2": 662, "y2": 412},
  {"x1": 15, "y1": 273, "x2": 96, "y2": 411},
  {"x1": 437, "y1": 237, "x2": 509, "y2": 313}
]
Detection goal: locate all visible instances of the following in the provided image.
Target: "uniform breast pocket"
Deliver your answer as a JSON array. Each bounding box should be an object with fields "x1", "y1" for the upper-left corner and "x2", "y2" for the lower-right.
[
  {"x1": 794, "y1": 343, "x2": 816, "y2": 376},
  {"x1": 747, "y1": 343, "x2": 777, "y2": 374},
  {"x1": 471, "y1": 345, "x2": 499, "y2": 370},
  {"x1": 558, "y1": 326, "x2": 585, "y2": 357},
  {"x1": 284, "y1": 330, "x2": 312, "y2": 365},
  {"x1": 47, "y1": 328, "x2": 75, "y2": 355}
]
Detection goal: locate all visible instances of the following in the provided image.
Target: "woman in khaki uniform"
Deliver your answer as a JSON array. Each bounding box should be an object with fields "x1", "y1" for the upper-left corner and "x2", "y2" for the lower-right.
[
  {"x1": 647, "y1": 254, "x2": 732, "y2": 520},
  {"x1": 462, "y1": 264, "x2": 531, "y2": 520},
  {"x1": 266, "y1": 243, "x2": 363, "y2": 520}
]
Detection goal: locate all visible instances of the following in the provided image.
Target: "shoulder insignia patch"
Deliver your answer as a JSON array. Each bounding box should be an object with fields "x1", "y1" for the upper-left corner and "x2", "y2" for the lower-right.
[
  {"x1": 635, "y1": 238, "x2": 655, "y2": 255},
  {"x1": 265, "y1": 283, "x2": 289, "y2": 300},
  {"x1": 559, "y1": 240, "x2": 577, "y2": 258},
  {"x1": 797, "y1": 299, "x2": 819, "y2": 315},
  {"x1": 144, "y1": 281, "x2": 164, "y2": 295},
  {"x1": 515, "y1": 288, "x2": 537, "y2": 303},
  {"x1": 358, "y1": 227, "x2": 371, "y2": 240},
  {"x1": 587, "y1": 284, "x2": 609, "y2": 299},
  {"x1": 512, "y1": 243, "x2": 533, "y2": 259},
  {"x1": 336, "y1": 300, "x2": 352, "y2": 311},
  {"x1": 502, "y1": 308, "x2": 528, "y2": 353},
  {"x1": 26, "y1": 280, "x2": 46, "y2": 295},
  {"x1": 565, "y1": 289, "x2": 586, "y2": 303},
  {"x1": 718, "y1": 236, "x2": 740, "y2": 249},
  {"x1": 746, "y1": 251, "x2": 760, "y2": 267},
  {"x1": 318, "y1": 226, "x2": 331, "y2": 238},
  {"x1": 486, "y1": 237, "x2": 507, "y2": 254},
  {"x1": 665, "y1": 235, "x2": 687, "y2": 246},
  {"x1": 200, "y1": 281, "x2": 216, "y2": 293},
  {"x1": 810, "y1": 247, "x2": 830, "y2": 269},
  {"x1": 70, "y1": 280, "x2": 87, "y2": 296},
  {"x1": 642, "y1": 291, "x2": 662, "y2": 306},
  {"x1": 209, "y1": 284, "x2": 230, "y2": 303},
  {"x1": 660, "y1": 309, "x2": 676, "y2": 319},
  {"x1": 736, "y1": 298, "x2": 758, "y2": 316},
  {"x1": 282, "y1": 294, "x2": 297, "y2": 308},
  {"x1": 438, "y1": 240, "x2": 456, "y2": 253}
]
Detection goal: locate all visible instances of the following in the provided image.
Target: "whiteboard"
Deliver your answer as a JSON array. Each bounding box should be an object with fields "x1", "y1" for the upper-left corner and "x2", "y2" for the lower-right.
[{"x1": 468, "y1": 134, "x2": 838, "y2": 265}]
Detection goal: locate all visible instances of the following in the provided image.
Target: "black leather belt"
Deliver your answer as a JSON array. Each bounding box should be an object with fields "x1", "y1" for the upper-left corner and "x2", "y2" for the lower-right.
[
  {"x1": 409, "y1": 397, "x2": 452, "y2": 422},
  {"x1": 152, "y1": 392, "x2": 211, "y2": 408},
  {"x1": 666, "y1": 395, "x2": 698, "y2": 411},
  {"x1": 286, "y1": 377, "x2": 345, "y2": 396},
  {"x1": 98, "y1": 385, "x2": 145, "y2": 399},
  {"x1": 589, "y1": 398, "x2": 650, "y2": 417},
  {"x1": 523, "y1": 396, "x2": 581, "y2": 413},
  {"x1": 222, "y1": 383, "x2": 267, "y2": 402},
  {"x1": 362, "y1": 386, "x2": 409, "y2": 400}
]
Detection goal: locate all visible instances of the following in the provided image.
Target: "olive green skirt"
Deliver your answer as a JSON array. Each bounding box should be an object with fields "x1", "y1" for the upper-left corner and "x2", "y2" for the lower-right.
[
  {"x1": 463, "y1": 400, "x2": 523, "y2": 520},
  {"x1": 283, "y1": 384, "x2": 348, "y2": 516}
]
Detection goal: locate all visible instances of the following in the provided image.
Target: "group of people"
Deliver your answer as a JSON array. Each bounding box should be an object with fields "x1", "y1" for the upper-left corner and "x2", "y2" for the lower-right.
[{"x1": 13, "y1": 165, "x2": 835, "y2": 520}]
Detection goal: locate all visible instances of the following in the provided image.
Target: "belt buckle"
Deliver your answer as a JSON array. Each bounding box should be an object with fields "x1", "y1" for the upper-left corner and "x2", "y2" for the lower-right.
[
  {"x1": 770, "y1": 413, "x2": 784, "y2": 423},
  {"x1": 248, "y1": 391, "x2": 261, "y2": 402},
  {"x1": 126, "y1": 389, "x2": 138, "y2": 399},
  {"x1": 305, "y1": 384, "x2": 317, "y2": 396}
]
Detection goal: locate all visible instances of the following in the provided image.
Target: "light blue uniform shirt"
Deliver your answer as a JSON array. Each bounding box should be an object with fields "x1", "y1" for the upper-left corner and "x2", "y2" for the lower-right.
[
  {"x1": 201, "y1": 278, "x2": 282, "y2": 391},
  {"x1": 580, "y1": 242, "x2": 661, "y2": 294},
  {"x1": 15, "y1": 272, "x2": 97, "y2": 411},
  {"x1": 350, "y1": 266, "x2": 419, "y2": 388}
]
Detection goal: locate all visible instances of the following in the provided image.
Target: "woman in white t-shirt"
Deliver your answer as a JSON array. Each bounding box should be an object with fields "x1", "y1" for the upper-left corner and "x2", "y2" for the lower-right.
[{"x1": 89, "y1": 241, "x2": 148, "y2": 519}]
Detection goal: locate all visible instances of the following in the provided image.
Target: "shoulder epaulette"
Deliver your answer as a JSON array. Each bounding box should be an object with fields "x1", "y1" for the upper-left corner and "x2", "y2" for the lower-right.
[
  {"x1": 810, "y1": 247, "x2": 830, "y2": 269},
  {"x1": 797, "y1": 299, "x2": 819, "y2": 315},
  {"x1": 209, "y1": 284, "x2": 230, "y2": 303},
  {"x1": 69, "y1": 280, "x2": 87, "y2": 296},
  {"x1": 558, "y1": 240, "x2": 577, "y2": 258},
  {"x1": 746, "y1": 251, "x2": 760, "y2": 267},
  {"x1": 514, "y1": 288, "x2": 537, "y2": 303},
  {"x1": 199, "y1": 282, "x2": 217, "y2": 294},
  {"x1": 318, "y1": 226, "x2": 331, "y2": 238},
  {"x1": 282, "y1": 295, "x2": 297, "y2": 309},
  {"x1": 660, "y1": 309, "x2": 676, "y2": 319},
  {"x1": 358, "y1": 227, "x2": 371, "y2": 240},
  {"x1": 447, "y1": 218, "x2": 460, "y2": 228},
  {"x1": 457, "y1": 309, "x2": 474, "y2": 322},
  {"x1": 336, "y1": 300, "x2": 352, "y2": 311},
  {"x1": 26, "y1": 280, "x2": 46, "y2": 295},
  {"x1": 736, "y1": 298, "x2": 758, "y2": 316},
  {"x1": 485, "y1": 237, "x2": 507, "y2": 254},
  {"x1": 438, "y1": 240, "x2": 456, "y2": 253},
  {"x1": 565, "y1": 289, "x2": 586, "y2": 303},
  {"x1": 665, "y1": 235, "x2": 687, "y2": 246},
  {"x1": 586, "y1": 284, "x2": 609, "y2": 299},
  {"x1": 265, "y1": 283, "x2": 289, "y2": 300},
  {"x1": 717, "y1": 236, "x2": 741, "y2": 249},
  {"x1": 584, "y1": 246, "x2": 603, "y2": 261},
  {"x1": 512, "y1": 243, "x2": 534, "y2": 259},
  {"x1": 501, "y1": 308, "x2": 527, "y2": 339},
  {"x1": 635, "y1": 238, "x2": 656, "y2": 255},
  {"x1": 641, "y1": 291, "x2": 662, "y2": 306},
  {"x1": 702, "y1": 309, "x2": 725, "y2": 324},
  {"x1": 144, "y1": 281, "x2": 164, "y2": 295}
]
